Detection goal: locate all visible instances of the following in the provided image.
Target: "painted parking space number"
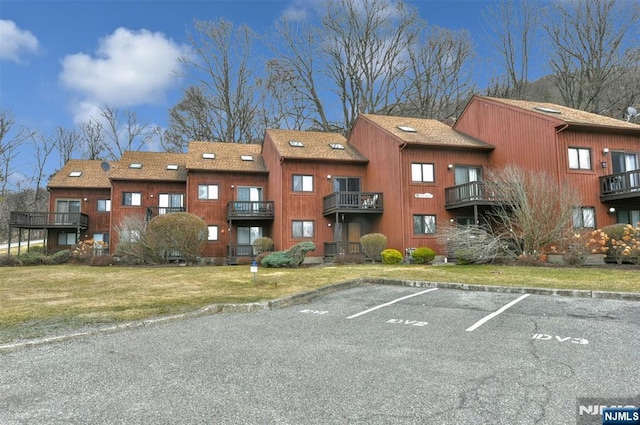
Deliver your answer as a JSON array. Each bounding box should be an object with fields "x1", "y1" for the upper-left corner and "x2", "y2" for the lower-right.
[
  {"x1": 300, "y1": 309, "x2": 328, "y2": 315},
  {"x1": 532, "y1": 334, "x2": 588, "y2": 345},
  {"x1": 387, "y1": 319, "x2": 428, "y2": 327}
]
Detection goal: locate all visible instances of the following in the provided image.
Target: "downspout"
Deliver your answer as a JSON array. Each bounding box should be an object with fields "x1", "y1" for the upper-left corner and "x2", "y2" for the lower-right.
[
  {"x1": 554, "y1": 123, "x2": 569, "y2": 185},
  {"x1": 399, "y1": 142, "x2": 408, "y2": 252}
]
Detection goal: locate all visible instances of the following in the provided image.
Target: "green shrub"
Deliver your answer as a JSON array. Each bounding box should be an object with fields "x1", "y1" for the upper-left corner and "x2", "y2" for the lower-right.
[
  {"x1": 27, "y1": 245, "x2": 45, "y2": 253},
  {"x1": 360, "y1": 233, "x2": 387, "y2": 262},
  {"x1": 19, "y1": 251, "x2": 52, "y2": 266},
  {"x1": 262, "y1": 241, "x2": 316, "y2": 268},
  {"x1": 51, "y1": 249, "x2": 72, "y2": 264},
  {"x1": 381, "y1": 248, "x2": 403, "y2": 264},
  {"x1": 252, "y1": 237, "x2": 274, "y2": 254},
  {"x1": 411, "y1": 247, "x2": 435, "y2": 264}
]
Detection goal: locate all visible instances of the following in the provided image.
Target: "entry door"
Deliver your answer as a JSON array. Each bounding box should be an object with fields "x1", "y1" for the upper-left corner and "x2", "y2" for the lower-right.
[
  {"x1": 158, "y1": 194, "x2": 183, "y2": 214},
  {"x1": 612, "y1": 152, "x2": 638, "y2": 187},
  {"x1": 238, "y1": 187, "x2": 262, "y2": 211}
]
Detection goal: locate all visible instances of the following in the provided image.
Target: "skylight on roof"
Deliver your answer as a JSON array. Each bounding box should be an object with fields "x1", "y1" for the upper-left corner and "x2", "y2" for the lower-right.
[
  {"x1": 202, "y1": 153, "x2": 216, "y2": 159},
  {"x1": 129, "y1": 163, "x2": 142, "y2": 169},
  {"x1": 166, "y1": 165, "x2": 179, "y2": 170},
  {"x1": 240, "y1": 155, "x2": 254, "y2": 161},
  {"x1": 329, "y1": 143, "x2": 345, "y2": 150},
  {"x1": 289, "y1": 140, "x2": 304, "y2": 147},
  {"x1": 397, "y1": 125, "x2": 417, "y2": 132},
  {"x1": 69, "y1": 171, "x2": 82, "y2": 177},
  {"x1": 534, "y1": 106, "x2": 561, "y2": 114}
]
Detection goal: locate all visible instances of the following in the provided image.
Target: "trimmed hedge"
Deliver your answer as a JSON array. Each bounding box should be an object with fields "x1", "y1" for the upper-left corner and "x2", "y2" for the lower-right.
[
  {"x1": 411, "y1": 247, "x2": 435, "y2": 264},
  {"x1": 381, "y1": 248, "x2": 403, "y2": 264},
  {"x1": 262, "y1": 241, "x2": 316, "y2": 268}
]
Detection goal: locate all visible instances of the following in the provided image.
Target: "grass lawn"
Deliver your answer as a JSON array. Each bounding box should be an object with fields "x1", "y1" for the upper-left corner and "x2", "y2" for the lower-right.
[{"x1": 1, "y1": 263, "x2": 639, "y2": 345}]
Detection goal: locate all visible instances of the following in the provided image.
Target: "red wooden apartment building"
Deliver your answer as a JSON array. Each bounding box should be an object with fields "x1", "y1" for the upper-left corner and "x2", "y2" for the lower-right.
[{"x1": 8, "y1": 95, "x2": 640, "y2": 263}]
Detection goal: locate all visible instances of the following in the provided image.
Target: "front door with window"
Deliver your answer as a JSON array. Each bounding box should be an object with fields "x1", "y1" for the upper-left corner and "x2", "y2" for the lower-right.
[
  {"x1": 612, "y1": 152, "x2": 639, "y2": 188},
  {"x1": 237, "y1": 226, "x2": 263, "y2": 256},
  {"x1": 56, "y1": 199, "x2": 81, "y2": 224}
]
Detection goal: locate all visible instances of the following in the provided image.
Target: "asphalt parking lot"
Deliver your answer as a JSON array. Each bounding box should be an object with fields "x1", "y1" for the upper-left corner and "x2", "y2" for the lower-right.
[{"x1": 1, "y1": 284, "x2": 639, "y2": 424}]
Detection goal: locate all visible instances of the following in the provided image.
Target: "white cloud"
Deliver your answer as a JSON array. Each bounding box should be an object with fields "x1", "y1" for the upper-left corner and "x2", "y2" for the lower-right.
[
  {"x1": 0, "y1": 19, "x2": 39, "y2": 62},
  {"x1": 60, "y1": 27, "x2": 185, "y2": 121},
  {"x1": 281, "y1": 0, "x2": 326, "y2": 22}
]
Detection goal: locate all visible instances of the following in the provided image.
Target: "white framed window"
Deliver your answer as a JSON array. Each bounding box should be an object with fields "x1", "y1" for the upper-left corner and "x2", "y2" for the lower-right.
[
  {"x1": 97, "y1": 199, "x2": 111, "y2": 212},
  {"x1": 122, "y1": 192, "x2": 141, "y2": 206},
  {"x1": 573, "y1": 207, "x2": 595, "y2": 228},
  {"x1": 57, "y1": 233, "x2": 77, "y2": 246},
  {"x1": 568, "y1": 148, "x2": 591, "y2": 170},
  {"x1": 198, "y1": 184, "x2": 219, "y2": 200},
  {"x1": 413, "y1": 215, "x2": 436, "y2": 234},
  {"x1": 207, "y1": 225, "x2": 218, "y2": 241},
  {"x1": 411, "y1": 163, "x2": 435, "y2": 183},
  {"x1": 293, "y1": 175, "x2": 313, "y2": 192},
  {"x1": 292, "y1": 220, "x2": 314, "y2": 238}
]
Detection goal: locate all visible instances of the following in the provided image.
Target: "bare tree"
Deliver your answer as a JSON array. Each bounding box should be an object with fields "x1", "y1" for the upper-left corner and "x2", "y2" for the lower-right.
[
  {"x1": 0, "y1": 111, "x2": 32, "y2": 192},
  {"x1": 53, "y1": 126, "x2": 80, "y2": 167},
  {"x1": 544, "y1": 0, "x2": 640, "y2": 113},
  {"x1": 100, "y1": 106, "x2": 153, "y2": 159},
  {"x1": 321, "y1": 0, "x2": 420, "y2": 133},
  {"x1": 482, "y1": 0, "x2": 539, "y2": 99},
  {"x1": 485, "y1": 166, "x2": 581, "y2": 257},
  {"x1": 176, "y1": 18, "x2": 261, "y2": 143},
  {"x1": 265, "y1": 19, "x2": 333, "y2": 131},
  {"x1": 79, "y1": 119, "x2": 106, "y2": 160},
  {"x1": 404, "y1": 25, "x2": 476, "y2": 119},
  {"x1": 29, "y1": 132, "x2": 56, "y2": 210}
]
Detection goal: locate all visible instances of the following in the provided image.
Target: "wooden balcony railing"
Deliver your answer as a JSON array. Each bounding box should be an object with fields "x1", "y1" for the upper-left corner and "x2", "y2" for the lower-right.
[
  {"x1": 227, "y1": 201, "x2": 274, "y2": 220},
  {"x1": 600, "y1": 170, "x2": 640, "y2": 201},
  {"x1": 9, "y1": 211, "x2": 89, "y2": 229},
  {"x1": 323, "y1": 241, "x2": 364, "y2": 257},
  {"x1": 445, "y1": 181, "x2": 500, "y2": 208},
  {"x1": 145, "y1": 207, "x2": 185, "y2": 221},
  {"x1": 322, "y1": 192, "x2": 383, "y2": 215}
]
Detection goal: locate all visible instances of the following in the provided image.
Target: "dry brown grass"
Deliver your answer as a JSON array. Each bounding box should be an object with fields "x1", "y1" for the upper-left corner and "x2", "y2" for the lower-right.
[{"x1": 1, "y1": 263, "x2": 638, "y2": 344}]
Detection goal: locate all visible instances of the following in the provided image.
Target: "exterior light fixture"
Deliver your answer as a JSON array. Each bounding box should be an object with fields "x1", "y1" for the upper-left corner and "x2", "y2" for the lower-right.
[
  {"x1": 600, "y1": 161, "x2": 607, "y2": 169},
  {"x1": 327, "y1": 174, "x2": 332, "y2": 179},
  {"x1": 608, "y1": 207, "x2": 616, "y2": 214},
  {"x1": 447, "y1": 164, "x2": 454, "y2": 170},
  {"x1": 602, "y1": 147, "x2": 609, "y2": 156}
]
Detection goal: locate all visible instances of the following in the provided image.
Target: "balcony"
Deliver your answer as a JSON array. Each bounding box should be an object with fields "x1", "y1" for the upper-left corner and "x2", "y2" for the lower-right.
[
  {"x1": 145, "y1": 207, "x2": 185, "y2": 221},
  {"x1": 600, "y1": 170, "x2": 640, "y2": 201},
  {"x1": 9, "y1": 211, "x2": 89, "y2": 229},
  {"x1": 226, "y1": 243, "x2": 274, "y2": 265},
  {"x1": 227, "y1": 201, "x2": 274, "y2": 220},
  {"x1": 445, "y1": 181, "x2": 501, "y2": 209},
  {"x1": 322, "y1": 192, "x2": 383, "y2": 216},
  {"x1": 323, "y1": 241, "x2": 364, "y2": 258}
]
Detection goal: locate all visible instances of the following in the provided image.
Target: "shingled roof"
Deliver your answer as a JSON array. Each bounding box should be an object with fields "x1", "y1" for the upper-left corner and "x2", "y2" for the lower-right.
[
  {"x1": 48, "y1": 159, "x2": 113, "y2": 189},
  {"x1": 109, "y1": 151, "x2": 187, "y2": 181},
  {"x1": 266, "y1": 129, "x2": 368, "y2": 162},
  {"x1": 360, "y1": 114, "x2": 494, "y2": 150},
  {"x1": 186, "y1": 142, "x2": 267, "y2": 173},
  {"x1": 482, "y1": 96, "x2": 640, "y2": 130}
]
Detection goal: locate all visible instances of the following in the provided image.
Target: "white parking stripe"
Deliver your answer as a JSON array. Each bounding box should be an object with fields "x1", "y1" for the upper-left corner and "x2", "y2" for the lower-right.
[
  {"x1": 346, "y1": 288, "x2": 439, "y2": 319},
  {"x1": 465, "y1": 293, "x2": 531, "y2": 332}
]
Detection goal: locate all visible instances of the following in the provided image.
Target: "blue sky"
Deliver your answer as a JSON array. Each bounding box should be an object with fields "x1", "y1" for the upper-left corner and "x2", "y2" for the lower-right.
[{"x1": 1, "y1": 0, "x2": 508, "y2": 185}]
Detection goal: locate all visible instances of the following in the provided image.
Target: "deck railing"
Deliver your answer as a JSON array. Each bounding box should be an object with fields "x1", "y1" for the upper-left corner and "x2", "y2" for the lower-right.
[
  {"x1": 323, "y1": 241, "x2": 364, "y2": 257},
  {"x1": 600, "y1": 170, "x2": 640, "y2": 200},
  {"x1": 445, "y1": 181, "x2": 499, "y2": 207},
  {"x1": 227, "y1": 201, "x2": 275, "y2": 219},
  {"x1": 322, "y1": 192, "x2": 383, "y2": 215},
  {"x1": 145, "y1": 207, "x2": 185, "y2": 220},
  {"x1": 9, "y1": 211, "x2": 89, "y2": 228}
]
